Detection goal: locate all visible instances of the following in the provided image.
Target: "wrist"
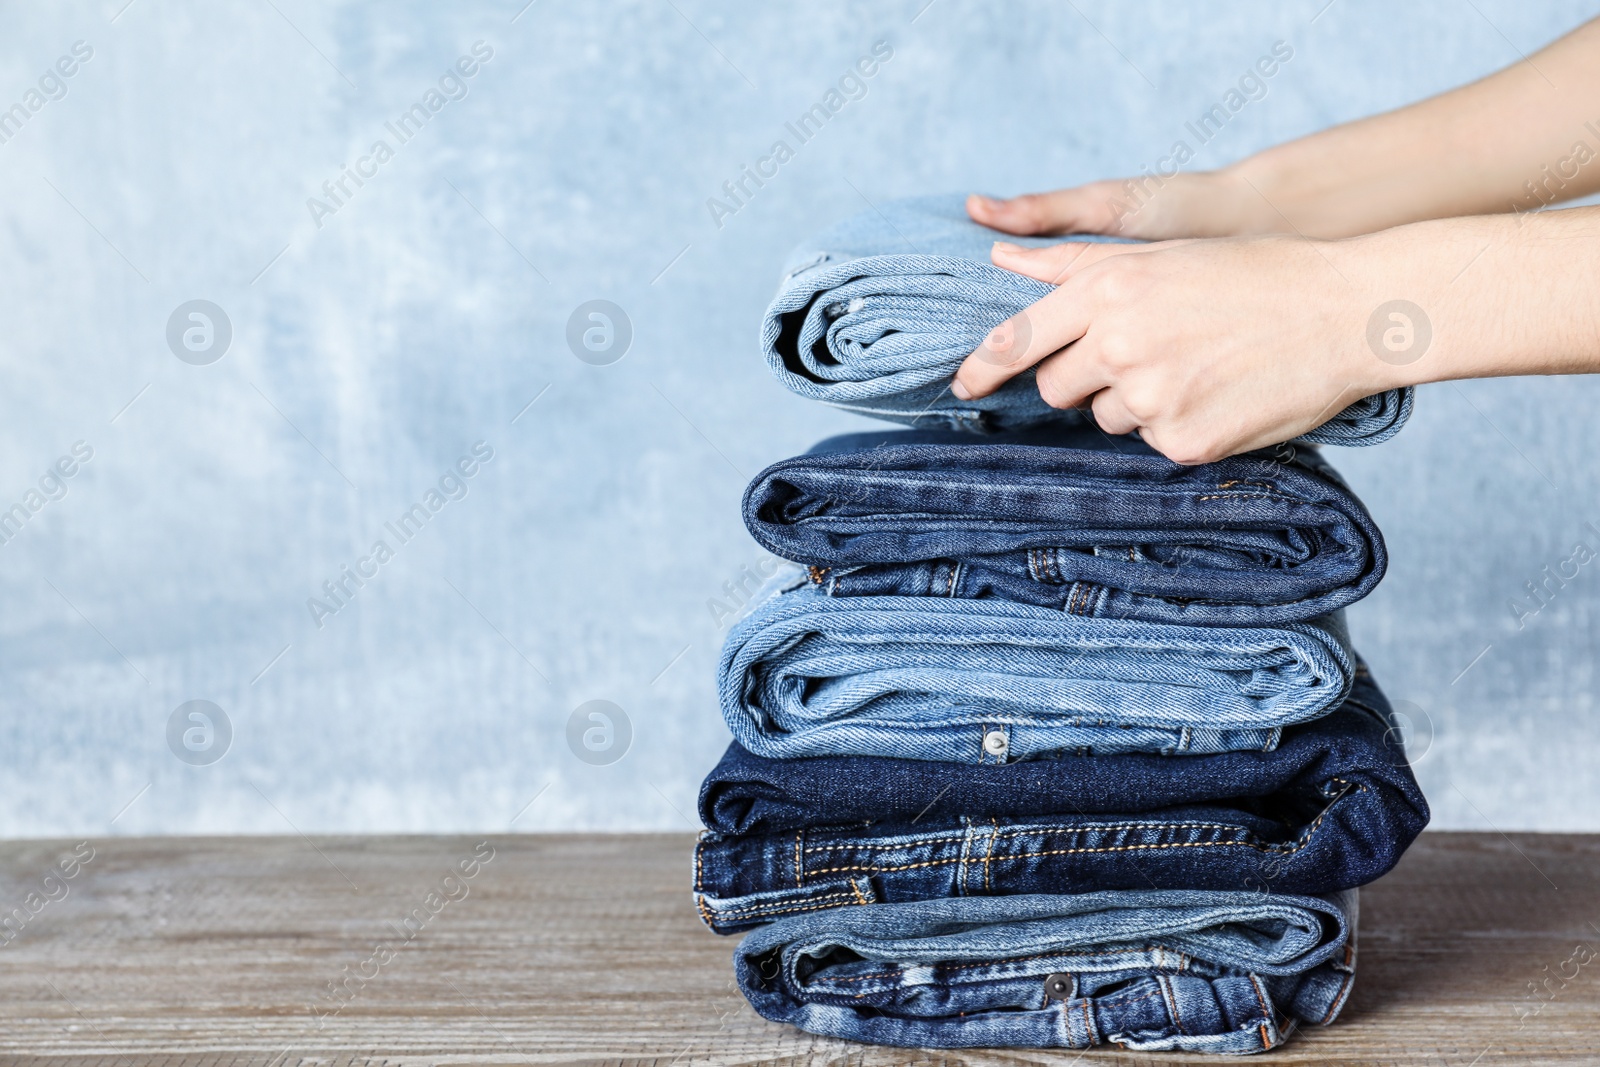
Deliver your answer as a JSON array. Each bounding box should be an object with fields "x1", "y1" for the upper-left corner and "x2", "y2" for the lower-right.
[
  {"x1": 1219, "y1": 154, "x2": 1319, "y2": 235},
  {"x1": 1340, "y1": 210, "x2": 1600, "y2": 391}
]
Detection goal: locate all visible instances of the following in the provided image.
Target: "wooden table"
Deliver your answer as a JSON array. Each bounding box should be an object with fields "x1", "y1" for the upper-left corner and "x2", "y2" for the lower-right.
[{"x1": 0, "y1": 832, "x2": 1595, "y2": 1066}]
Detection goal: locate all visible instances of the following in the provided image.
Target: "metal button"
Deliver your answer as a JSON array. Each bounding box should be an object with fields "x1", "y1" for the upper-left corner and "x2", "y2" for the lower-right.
[
  {"x1": 1043, "y1": 973, "x2": 1072, "y2": 1001},
  {"x1": 982, "y1": 730, "x2": 1008, "y2": 757}
]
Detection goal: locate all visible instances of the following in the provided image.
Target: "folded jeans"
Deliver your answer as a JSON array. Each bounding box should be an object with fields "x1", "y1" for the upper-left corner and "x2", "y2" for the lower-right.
[
  {"x1": 735, "y1": 888, "x2": 1358, "y2": 1053},
  {"x1": 744, "y1": 424, "x2": 1386, "y2": 627},
  {"x1": 719, "y1": 572, "x2": 1355, "y2": 763},
  {"x1": 700, "y1": 662, "x2": 1421, "y2": 836},
  {"x1": 694, "y1": 665, "x2": 1425, "y2": 933},
  {"x1": 762, "y1": 194, "x2": 1414, "y2": 447}
]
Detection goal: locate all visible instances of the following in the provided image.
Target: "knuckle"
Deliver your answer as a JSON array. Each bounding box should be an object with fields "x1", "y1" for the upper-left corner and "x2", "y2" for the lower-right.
[
  {"x1": 1097, "y1": 331, "x2": 1136, "y2": 369},
  {"x1": 1086, "y1": 264, "x2": 1138, "y2": 305},
  {"x1": 1121, "y1": 394, "x2": 1155, "y2": 424},
  {"x1": 1165, "y1": 435, "x2": 1221, "y2": 466},
  {"x1": 1089, "y1": 393, "x2": 1132, "y2": 434}
]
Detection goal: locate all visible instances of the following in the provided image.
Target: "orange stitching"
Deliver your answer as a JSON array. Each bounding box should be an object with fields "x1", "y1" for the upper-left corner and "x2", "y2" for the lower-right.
[
  {"x1": 805, "y1": 831, "x2": 971, "y2": 853},
  {"x1": 1248, "y1": 975, "x2": 1283, "y2": 1047},
  {"x1": 795, "y1": 831, "x2": 803, "y2": 889},
  {"x1": 800, "y1": 820, "x2": 1255, "y2": 852},
  {"x1": 709, "y1": 890, "x2": 860, "y2": 916},
  {"x1": 1321, "y1": 956, "x2": 1356, "y2": 1024},
  {"x1": 706, "y1": 892, "x2": 864, "y2": 921},
  {"x1": 806, "y1": 837, "x2": 1266, "y2": 877},
  {"x1": 1249, "y1": 974, "x2": 1271, "y2": 1021},
  {"x1": 983, "y1": 816, "x2": 999, "y2": 891},
  {"x1": 791, "y1": 782, "x2": 1370, "y2": 886},
  {"x1": 1101, "y1": 987, "x2": 1167, "y2": 1011},
  {"x1": 817, "y1": 970, "x2": 906, "y2": 985},
  {"x1": 1195, "y1": 492, "x2": 1291, "y2": 503},
  {"x1": 849, "y1": 878, "x2": 868, "y2": 906},
  {"x1": 818, "y1": 942, "x2": 1182, "y2": 984},
  {"x1": 1159, "y1": 975, "x2": 1184, "y2": 1035}
]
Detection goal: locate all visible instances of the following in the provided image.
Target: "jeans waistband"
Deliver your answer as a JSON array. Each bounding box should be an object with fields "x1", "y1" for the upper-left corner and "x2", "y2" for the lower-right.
[{"x1": 695, "y1": 775, "x2": 1407, "y2": 933}]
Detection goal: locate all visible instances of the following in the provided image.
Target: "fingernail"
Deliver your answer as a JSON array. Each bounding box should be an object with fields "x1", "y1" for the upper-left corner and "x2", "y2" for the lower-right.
[
  {"x1": 950, "y1": 379, "x2": 972, "y2": 400},
  {"x1": 992, "y1": 241, "x2": 1023, "y2": 253}
]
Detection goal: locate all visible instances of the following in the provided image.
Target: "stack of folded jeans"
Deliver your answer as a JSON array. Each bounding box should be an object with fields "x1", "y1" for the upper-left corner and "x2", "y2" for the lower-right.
[{"x1": 692, "y1": 197, "x2": 1427, "y2": 1054}]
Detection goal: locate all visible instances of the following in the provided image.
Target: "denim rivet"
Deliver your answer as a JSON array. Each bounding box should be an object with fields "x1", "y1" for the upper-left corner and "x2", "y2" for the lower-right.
[
  {"x1": 1043, "y1": 973, "x2": 1072, "y2": 1000},
  {"x1": 982, "y1": 730, "x2": 1008, "y2": 756}
]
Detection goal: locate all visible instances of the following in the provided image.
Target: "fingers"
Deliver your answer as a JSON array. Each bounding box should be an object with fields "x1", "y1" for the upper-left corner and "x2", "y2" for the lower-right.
[
  {"x1": 967, "y1": 189, "x2": 1119, "y2": 236},
  {"x1": 991, "y1": 240, "x2": 1157, "y2": 285},
  {"x1": 1033, "y1": 339, "x2": 1115, "y2": 415},
  {"x1": 1088, "y1": 390, "x2": 1141, "y2": 437},
  {"x1": 951, "y1": 282, "x2": 1094, "y2": 400}
]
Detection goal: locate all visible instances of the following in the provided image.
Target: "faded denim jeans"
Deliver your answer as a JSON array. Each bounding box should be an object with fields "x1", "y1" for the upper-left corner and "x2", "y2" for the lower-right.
[
  {"x1": 735, "y1": 888, "x2": 1358, "y2": 1053},
  {"x1": 719, "y1": 568, "x2": 1354, "y2": 763},
  {"x1": 761, "y1": 194, "x2": 1413, "y2": 446}
]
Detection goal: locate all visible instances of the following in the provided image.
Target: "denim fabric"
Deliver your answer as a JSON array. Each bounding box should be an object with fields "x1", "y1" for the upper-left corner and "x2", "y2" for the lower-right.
[
  {"x1": 695, "y1": 667, "x2": 1421, "y2": 933},
  {"x1": 744, "y1": 424, "x2": 1385, "y2": 627},
  {"x1": 719, "y1": 568, "x2": 1354, "y2": 763},
  {"x1": 762, "y1": 194, "x2": 1413, "y2": 446},
  {"x1": 699, "y1": 661, "x2": 1422, "y2": 830},
  {"x1": 735, "y1": 889, "x2": 1358, "y2": 1052}
]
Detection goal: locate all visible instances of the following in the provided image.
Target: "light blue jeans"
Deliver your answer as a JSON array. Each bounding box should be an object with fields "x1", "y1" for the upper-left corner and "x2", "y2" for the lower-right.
[
  {"x1": 735, "y1": 888, "x2": 1359, "y2": 1052},
  {"x1": 761, "y1": 194, "x2": 1414, "y2": 446},
  {"x1": 718, "y1": 568, "x2": 1354, "y2": 762}
]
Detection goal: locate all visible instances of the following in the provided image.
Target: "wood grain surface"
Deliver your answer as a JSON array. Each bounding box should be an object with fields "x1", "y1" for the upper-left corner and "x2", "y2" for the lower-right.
[{"x1": 0, "y1": 831, "x2": 1595, "y2": 1066}]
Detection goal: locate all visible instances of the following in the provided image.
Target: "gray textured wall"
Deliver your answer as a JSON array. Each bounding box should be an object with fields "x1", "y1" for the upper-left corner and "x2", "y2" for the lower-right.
[{"x1": 1, "y1": 0, "x2": 1596, "y2": 836}]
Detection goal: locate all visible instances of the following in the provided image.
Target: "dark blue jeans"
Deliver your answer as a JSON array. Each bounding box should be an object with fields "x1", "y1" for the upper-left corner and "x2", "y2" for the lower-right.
[
  {"x1": 695, "y1": 667, "x2": 1425, "y2": 934},
  {"x1": 743, "y1": 424, "x2": 1386, "y2": 627}
]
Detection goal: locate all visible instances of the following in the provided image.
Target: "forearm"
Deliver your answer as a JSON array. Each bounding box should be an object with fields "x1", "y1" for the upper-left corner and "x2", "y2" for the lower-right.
[
  {"x1": 1349, "y1": 205, "x2": 1600, "y2": 392},
  {"x1": 1224, "y1": 17, "x2": 1600, "y2": 238}
]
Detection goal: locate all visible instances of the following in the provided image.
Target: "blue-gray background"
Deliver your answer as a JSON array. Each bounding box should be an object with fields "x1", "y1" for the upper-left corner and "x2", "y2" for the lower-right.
[{"x1": 2, "y1": 0, "x2": 1595, "y2": 836}]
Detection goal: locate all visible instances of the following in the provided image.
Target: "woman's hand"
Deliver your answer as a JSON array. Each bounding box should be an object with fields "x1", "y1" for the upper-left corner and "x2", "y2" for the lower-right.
[
  {"x1": 965, "y1": 172, "x2": 1286, "y2": 242},
  {"x1": 952, "y1": 205, "x2": 1600, "y2": 464},
  {"x1": 949, "y1": 233, "x2": 1428, "y2": 464}
]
